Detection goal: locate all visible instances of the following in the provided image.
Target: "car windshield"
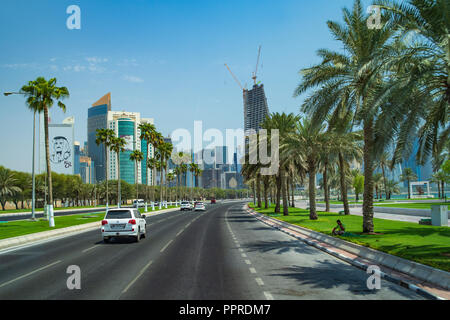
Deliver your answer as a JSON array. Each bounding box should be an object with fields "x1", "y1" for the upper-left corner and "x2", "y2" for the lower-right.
[
  {"x1": 196, "y1": 203, "x2": 203, "y2": 206},
  {"x1": 105, "y1": 210, "x2": 132, "y2": 219},
  {"x1": 182, "y1": 202, "x2": 189, "y2": 205}
]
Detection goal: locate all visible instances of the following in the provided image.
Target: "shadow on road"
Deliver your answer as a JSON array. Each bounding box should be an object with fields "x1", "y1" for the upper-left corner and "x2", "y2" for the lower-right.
[{"x1": 242, "y1": 239, "x2": 318, "y2": 255}]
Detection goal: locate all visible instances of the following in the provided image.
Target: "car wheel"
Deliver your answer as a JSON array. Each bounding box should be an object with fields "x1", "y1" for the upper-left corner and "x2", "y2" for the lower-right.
[
  {"x1": 142, "y1": 225, "x2": 146, "y2": 238},
  {"x1": 103, "y1": 237, "x2": 110, "y2": 243}
]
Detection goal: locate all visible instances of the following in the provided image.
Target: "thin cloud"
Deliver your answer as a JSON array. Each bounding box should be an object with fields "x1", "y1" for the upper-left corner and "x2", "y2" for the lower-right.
[{"x1": 124, "y1": 75, "x2": 144, "y2": 83}]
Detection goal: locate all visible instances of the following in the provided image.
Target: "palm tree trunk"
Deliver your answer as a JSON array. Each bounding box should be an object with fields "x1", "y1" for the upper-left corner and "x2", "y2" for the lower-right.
[
  {"x1": 441, "y1": 180, "x2": 445, "y2": 199},
  {"x1": 256, "y1": 174, "x2": 262, "y2": 208},
  {"x1": 43, "y1": 105, "x2": 53, "y2": 207},
  {"x1": 407, "y1": 180, "x2": 411, "y2": 199},
  {"x1": 275, "y1": 174, "x2": 281, "y2": 213},
  {"x1": 291, "y1": 180, "x2": 295, "y2": 207},
  {"x1": 308, "y1": 159, "x2": 317, "y2": 220},
  {"x1": 263, "y1": 178, "x2": 268, "y2": 209},
  {"x1": 135, "y1": 161, "x2": 139, "y2": 200},
  {"x1": 381, "y1": 165, "x2": 387, "y2": 199},
  {"x1": 117, "y1": 152, "x2": 121, "y2": 207},
  {"x1": 338, "y1": 152, "x2": 350, "y2": 215},
  {"x1": 362, "y1": 121, "x2": 374, "y2": 233},
  {"x1": 105, "y1": 147, "x2": 109, "y2": 207},
  {"x1": 281, "y1": 168, "x2": 289, "y2": 216},
  {"x1": 323, "y1": 159, "x2": 330, "y2": 212}
]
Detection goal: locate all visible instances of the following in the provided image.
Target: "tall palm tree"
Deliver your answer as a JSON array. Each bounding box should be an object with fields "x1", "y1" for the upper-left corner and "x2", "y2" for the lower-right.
[
  {"x1": 374, "y1": 0, "x2": 449, "y2": 165},
  {"x1": 189, "y1": 163, "x2": 199, "y2": 201},
  {"x1": 295, "y1": 0, "x2": 393, "y2": 232},
  {"x1": 283, "y1": 118, "x2": 327, "y2": 220},
  {"x1": 130, "y1": 150, "x2": 144, "y2": 201},
  {"x1": 96, "y1": 128, "x2": 115, "y2": 208},
  {"x1": 400, "y1": 167, "x2": 418, "y2": 199},
  {"x1": 261, "y1": 112, "x2": 299, "y2": 215},
  {"x1": 21, "y1": 77, "x2": 69, "y2": 208},
  {"x1": 147, "y1": 158, "x2": 158, "y2": 202},
  {"x1": 109, "y1": 136, "x2": 126, "y2": 207}
]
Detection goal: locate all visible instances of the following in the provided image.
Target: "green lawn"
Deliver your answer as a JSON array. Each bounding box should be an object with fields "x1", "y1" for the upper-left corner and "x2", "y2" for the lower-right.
[
  {"x1": 249, "y1": 203, "x2": 450, "y2": 272},
  {"x1": 374, "y1": 202, "x2": 450, "y2": 210},
  {"x1": 0, "y1": 212, "x2": 104, "y2": 240},
  {"x1": 0, "y1": 205, "x2": 107, "y2": 214}
]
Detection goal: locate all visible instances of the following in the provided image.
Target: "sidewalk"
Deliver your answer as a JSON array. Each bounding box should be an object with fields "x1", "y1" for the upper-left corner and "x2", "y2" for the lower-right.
[
  {"x1": 246, "y1": 205, "x2": 450, "y2": 300},
  {"x1": 295, "y1": 200, "x2": 450, "y2": 226}
]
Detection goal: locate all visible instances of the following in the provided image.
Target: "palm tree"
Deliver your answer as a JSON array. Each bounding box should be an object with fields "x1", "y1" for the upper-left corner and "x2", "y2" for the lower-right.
[
  {"x1": 147, "y1": 158, "x2": 158, "y2": 203},
  {"x1": 400, "y1": 168, "x2": 418, "y2": 199},
  {"x1": 109, "y1": 136, "x2": 126, "y2": 207},
  {"x1": 21, "y1": 77, "x2": 69, "y2": 208},
  {"x1": 261, "y1": 112, "x2": 299, "y2": 215},
  {"x1": 377, "y1": 152, "x2": 391, "y2": 200},
  {"x1": 0, "y1": 167, "x2": 22, "y2": 210},
  {"x1": 295, "y1": 1, "x2": 393, "y2": 232},
  {"x1": 374, "y1": 0, "x2": 449, "y2": 165},
  {"x1": 385, "y1": 179, "x2": 401, "y2": 200},
  {"x1": 189, "y1": 163, "x2": 199, "y2": 201},
  {"x1": 96, "y1": 128, "x2": 115, "y2": 207},
  {"x1": 130, "y1": 150, "x2": 144, "y2": 201},
  {"x1": 283, "y1": 118, "x2": 327, "y2": 220},
  {"x1": 160, "y1": 142, "x2": 173, "y2": 203},
  {"x1": 433, "y1": 171, "x2": 448, "y2": 199},
  {"x1": 138, "y1": 123, "x2": 156, "y2": 178},
  {"x1": 373, "y1": 173, "x2": 384, "y2": 199}
]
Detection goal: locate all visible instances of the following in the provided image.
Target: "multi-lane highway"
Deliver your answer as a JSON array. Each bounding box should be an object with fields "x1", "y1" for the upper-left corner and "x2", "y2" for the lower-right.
[{"x1": 0, "y1": 201, "x2": 424, "y2": 300}]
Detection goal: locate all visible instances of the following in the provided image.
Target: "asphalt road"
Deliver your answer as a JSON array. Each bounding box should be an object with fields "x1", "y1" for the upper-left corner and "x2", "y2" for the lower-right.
[{"x1": 0, "y1": 201, "x2": 424, "y2": 300}]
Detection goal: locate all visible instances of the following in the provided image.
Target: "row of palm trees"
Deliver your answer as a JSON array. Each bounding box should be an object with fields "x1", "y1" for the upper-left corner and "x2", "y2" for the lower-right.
[{"x1": 243, "y1": 0, "x2": 449, "y2": 233}]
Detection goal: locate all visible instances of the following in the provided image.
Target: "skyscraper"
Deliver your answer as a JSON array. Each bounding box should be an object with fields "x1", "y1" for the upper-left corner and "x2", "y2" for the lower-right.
[
  {"x1": 87, "y1": 93, "x2": 154, "y2": 185},
  {"x1": 87, "y1": 93, "x2": 111, "y2": 182},
  {"x1": 243, "y1": 84, "x2": 269, "y2": 135}
]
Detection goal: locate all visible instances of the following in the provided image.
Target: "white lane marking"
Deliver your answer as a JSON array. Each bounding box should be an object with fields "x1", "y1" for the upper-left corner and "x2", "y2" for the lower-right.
[
  {"x1": 241, "y1": 253, "x2": 247, "y2": 258},
  {"x1": 239, "y1": 248, "x2": 244, "y2": 252},
  {"x1": 0, "y1": 260, "x2": 61, "y2": 289},
  {"x1": 255, "y1": 278, "x2": 264, "y2": 286},
  {"x1": 245, "y1": 259, "x2": 251, "y2": 265},
  {"x1": 264, "y1": 292, "x2": 274, "y2": 300},
  {"x1": 121, "y1": 260, "x2": 153, "y2": 294},
  {"x1": 160, "y1": 239, "x2": 173, "y2": 252},
  {"x1": 176, "y1": 229, "x2": 183, "y2": 237},
  {"x1": 249, "y1": 267, "x2": 257, "y2": 274},
  {"x1": 82, "y1": 245, "x2": 99, "y2": 253}
]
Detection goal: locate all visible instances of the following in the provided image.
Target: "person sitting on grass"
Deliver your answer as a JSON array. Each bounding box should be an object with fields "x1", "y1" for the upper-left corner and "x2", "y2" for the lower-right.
[{"x1": 332, "y1": 220, "x2": 346, "y2": 236}]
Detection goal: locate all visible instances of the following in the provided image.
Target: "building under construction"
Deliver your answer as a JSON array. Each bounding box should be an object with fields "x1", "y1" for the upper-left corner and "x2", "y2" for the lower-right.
[
  {"x1": 243, "y1": 83, "x2": 269, "y2": 135},
  {"x1": 225, "y1": 45, "x2": 270, "y2": 136}
]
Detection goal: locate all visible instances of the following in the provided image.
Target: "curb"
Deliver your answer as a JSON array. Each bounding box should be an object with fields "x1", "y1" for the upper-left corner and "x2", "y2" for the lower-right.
[
  {"x1": 245, "y1": 206, "x2": 446, "y2": 300},
  {"x1": 0, "y1": 207, "x2": 179, "y2": 252}
]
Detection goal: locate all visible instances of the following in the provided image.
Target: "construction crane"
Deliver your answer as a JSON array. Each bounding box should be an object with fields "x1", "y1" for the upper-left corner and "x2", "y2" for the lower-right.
[
  {"x1": 251, "y1": 45, "x2": 262, "y2": 86},
  {"x1": 224, "y1": 63, "x2": 244, "y2": 91}
]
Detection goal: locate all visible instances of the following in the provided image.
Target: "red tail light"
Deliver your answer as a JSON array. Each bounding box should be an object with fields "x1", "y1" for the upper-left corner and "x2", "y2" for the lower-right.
[
  {"x1": 128, "y1": 219, "x2": 136, "y2": 225},
  {"x1": 102, "y1": 220, "x2": 108, "y2": 225}
]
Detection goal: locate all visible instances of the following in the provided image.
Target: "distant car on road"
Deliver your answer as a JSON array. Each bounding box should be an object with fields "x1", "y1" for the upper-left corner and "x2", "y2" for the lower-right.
[
  {"x1": 210, "y1": 198, "x2": 216, "y2": 204},
  {"x1": 194, "y1": 202, "x2": 206, "y2": 211},
  {"x1": 180, "y1": 201, "x2": 193, "y2": 211},
  {"x1": 133, "y1": 199, "x2": 145, "y2": 208},
  {"x1": 101, "y1": 208, "x2": 146, "y2": 243}
]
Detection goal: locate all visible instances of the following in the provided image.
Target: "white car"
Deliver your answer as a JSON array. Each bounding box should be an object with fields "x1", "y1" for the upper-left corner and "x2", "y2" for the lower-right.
[
  {"x1": 180, "y1": 201, "x2": 192, "y2": 211},
  {"x1": 101, "y1": 208, "x2": 146, "y2": 243},
  {"x1": 133, "y1": 199, "x2": 145, "y2": 208},
  {"x1": 194, "y1": 202, "x2": 206, "y2": 211}
]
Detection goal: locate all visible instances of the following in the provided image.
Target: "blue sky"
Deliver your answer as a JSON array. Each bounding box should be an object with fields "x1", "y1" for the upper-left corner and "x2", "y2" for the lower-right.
[{"x1": 0, "y1": 0, "x2": 369, "y2": 172}]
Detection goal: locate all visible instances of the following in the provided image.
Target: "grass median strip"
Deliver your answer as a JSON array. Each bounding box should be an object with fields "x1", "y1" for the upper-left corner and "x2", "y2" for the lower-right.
[
  {"x1": 374, "y1": 202, "x2": 450, "y2": 210},
  {"x1": 0, "y1": 213, "x2": 104, "y2": 240},
  {"x1": 249, "y1": 203, "x2": 450, "y2": 272}
]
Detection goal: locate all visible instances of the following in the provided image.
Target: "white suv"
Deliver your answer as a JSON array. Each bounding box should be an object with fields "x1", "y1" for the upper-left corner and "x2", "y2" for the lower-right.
[
  {"x1": 101, "y1": 208, "x2": 146, "y2": 243},
  {"x1": 133, "y1": 199, "x2": 145, "y2": 208},
  {"x1": 180, "y1": 201, "x2": 192, "y2": 211}
]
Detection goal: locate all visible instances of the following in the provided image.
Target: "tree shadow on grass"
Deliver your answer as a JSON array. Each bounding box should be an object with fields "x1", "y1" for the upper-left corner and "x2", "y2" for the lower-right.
[{"x1": 268, "y1": 260, "x2": 420, "y2": 299}]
